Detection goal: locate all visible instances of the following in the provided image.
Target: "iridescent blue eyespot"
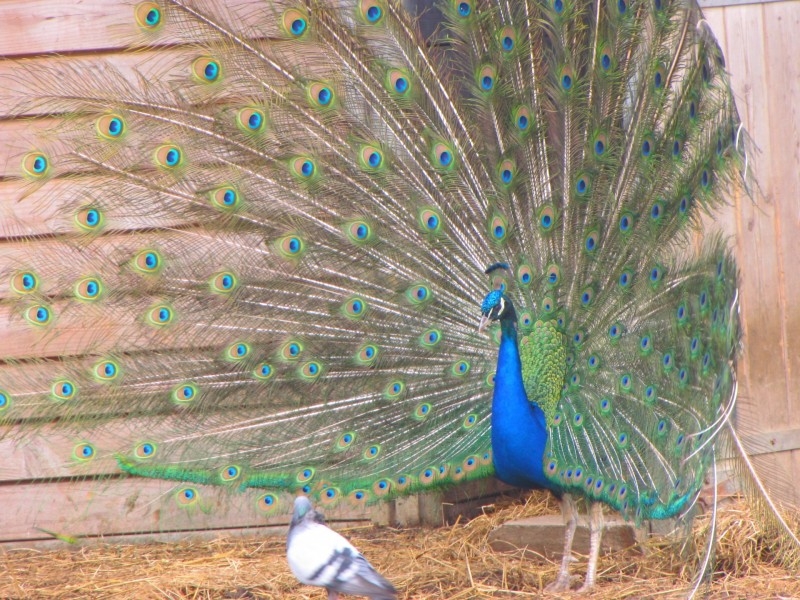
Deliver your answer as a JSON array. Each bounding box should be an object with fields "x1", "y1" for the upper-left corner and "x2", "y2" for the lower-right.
[
  {"x1": 367, "y1": 5, "x2": 382, "y2": 21},
  {"x1": 290, "y1": 18, "x2": 308, "y2": 35},
  {"x1": 502, "y1": 36, "x2": 514, "y2": 51},
  {"x1": 317, "y1": 87, "x2": 332, "y2": 105},
  {"x1": 458, "y1": 2, "x2": 471, "y2": 16},
  {"x1": 146, "y1": 8, "x2": 160, "y2": 25},
  {"x1": 595, "y1": 140, "x2": 605, "y2": 155}
]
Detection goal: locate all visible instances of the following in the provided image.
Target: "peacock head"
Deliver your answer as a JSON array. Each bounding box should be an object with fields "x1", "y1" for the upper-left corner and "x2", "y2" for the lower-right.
[{"x1": 479, "y1": 263, "x2": 516, "y2": 333}]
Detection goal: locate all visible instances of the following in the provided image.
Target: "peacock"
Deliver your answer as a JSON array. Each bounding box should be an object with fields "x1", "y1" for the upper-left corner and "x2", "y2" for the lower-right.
[{"x1": 0, "y1": 0, "x2": 790, "y2": 593}]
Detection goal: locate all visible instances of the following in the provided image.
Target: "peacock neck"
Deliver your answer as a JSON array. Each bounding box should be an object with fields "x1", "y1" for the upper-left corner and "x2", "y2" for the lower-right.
[{"x1": 491, "y1": 318, "x2": 554, "y2": 491}]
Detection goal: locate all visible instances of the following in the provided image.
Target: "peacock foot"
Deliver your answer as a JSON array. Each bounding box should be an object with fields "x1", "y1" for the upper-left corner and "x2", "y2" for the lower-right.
[
  {"x1": 575, "y1": 582, "x2": 595, "y2": 594},
  {"x1": 543, "y1": 574, "x2": 579, "y2": 593}
]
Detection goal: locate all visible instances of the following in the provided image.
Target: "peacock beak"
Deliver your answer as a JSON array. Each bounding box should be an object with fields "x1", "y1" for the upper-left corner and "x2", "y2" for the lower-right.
[{"x1": 478, "y1": 314, "x2": 490, "y2": 334}]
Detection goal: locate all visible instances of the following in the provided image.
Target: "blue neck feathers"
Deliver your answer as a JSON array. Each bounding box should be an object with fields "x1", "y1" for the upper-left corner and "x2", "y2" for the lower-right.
[{"x1": 491, "y1": 319, "x2": 553, "y2": 490}]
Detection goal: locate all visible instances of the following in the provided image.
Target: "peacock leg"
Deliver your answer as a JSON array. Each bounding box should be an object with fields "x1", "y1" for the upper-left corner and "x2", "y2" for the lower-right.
[
  {"x1": 327, "y1": 590, "x2": 339, "y2": 600},
  {"x1": 577, "y1": 501, "x2": 604, "y2": 593},
  {"x1": 544, "y1": 493, "x2": 579, "y2": 592}
]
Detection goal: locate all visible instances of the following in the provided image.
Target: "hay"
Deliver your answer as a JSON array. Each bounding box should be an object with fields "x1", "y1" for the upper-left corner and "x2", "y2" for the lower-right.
[{"x1": 1, "y1": 493, "x2": 798, "y2": 599}]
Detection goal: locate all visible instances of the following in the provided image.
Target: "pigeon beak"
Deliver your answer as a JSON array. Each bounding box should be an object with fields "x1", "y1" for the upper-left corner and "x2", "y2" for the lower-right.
[{"x1": 478, "y1": 314, "x2": 490, "y2": 334}]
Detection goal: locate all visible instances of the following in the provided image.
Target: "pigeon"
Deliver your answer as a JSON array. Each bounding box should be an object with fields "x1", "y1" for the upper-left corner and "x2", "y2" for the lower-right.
[{"x1": 287, "y1": 496, "x2": 398, "y2": 600}]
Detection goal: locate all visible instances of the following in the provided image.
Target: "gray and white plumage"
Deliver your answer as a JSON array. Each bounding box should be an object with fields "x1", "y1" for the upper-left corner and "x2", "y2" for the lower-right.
[{"x1": 287, "y1": 496, "x2": 397, "y2": 600}]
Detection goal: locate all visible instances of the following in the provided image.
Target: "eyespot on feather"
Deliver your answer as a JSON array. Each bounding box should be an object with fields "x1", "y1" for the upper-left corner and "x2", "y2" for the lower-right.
[
  {"x1": 498, "y1": 26, "x2": 516, "y2": 53},
  {"x1": 253, "y1": 363, "x2": 274, "y2": 381},
  {"x1": 93, "y1": 359, "x2": 121, "y2": 382},
  {"x1": 24, "y1": 305, "x2": 53, "y2": 327},
  {"x1": 358, "y1": 0, "x2": 385, "y2": 24},
  {"x1": 406, "y1": 283, "x2": 432, "y2": 305},
  {"x1": 306, "y1": 82, "x2": 335, "y2": 108},
  {"x1": 21, "y1": 152, "x2": 49, "y2": 178},
  {"x1": 335, "y1": 431, "x2": 356, "y2": 450},
  {"x1": 175, "y1": 487, "x2": 199, "y2": 506},
  {"x1": 538, "y1": 205, "x2": 556, "y2": 232},
  {"x1": 237, "y1": 107, "x2": 266, "y2": 133},
  {"x1": 132, "y1": 250, "x2": 162, "y2": 274},
  {"x1": 74, "y1": 277, "x2": 103, "y2": 301},
  {"x1": 299, "y1": 360, "x2": 322, "y2": 381},
  {"x1": 96, "y1": 114, "x2": 126, "y2": 139},
  {"x1": 282, "y1": 9, "x2": 309, "y2": 38},
  {"x1": 512, "y1": 105, "x2": 532, "y2": 133},
  {"x1": 134, "y1": 2, "x2": 162, "y2": 29},
  {"x1": 490, "y1": 214, "x2": 508, "y2": 242},
  {"x1": 225, "y1": 342, "x2": 251, "y2": 361},
  {"x1": 10, "y1": 271, "x2": 38, "y2": 294},
  {"x1": 209, "y1": 187, "x2": 242, "y2": 212},
  {"x1": 420, "y1": 328, "x2": 442, "y2": 347},
  {"x1": 154, "y1": 145, "x2": 183, "y2": 169},
  {"x1": 413, "y1": 402, "x2": 432, "y2": 420},
  {"x1": 516, "y1": 264, "x2": 533, "y2": 287},
  {"x1": 290, "y1": 157, "x2": 317, "y2": 180},
  {"x1": 73, "y1": 442, "x2": 96, "y2": 462},
  {"x1": 358, "y1": 145, "x2": 385, "y2": 171},
  {"x1": 418, "y1": 208, "x2": 442, "y2": 234},
  {"x1": 145, "y1": 304, "x2": 174, "y2": 327},
  {"x1": 344, "y1": 220, "x2": 374, "y2": 244},
  {"x1": 279, "y1": 340, "x2": 303, "y2": 361},
  {"x1": 220, "y1": 465, "x2": 241, "y2": 482},
  {"x1": 430, "y1": 142, "x2": 456, "y2": 171},
  {"x1": 355, "y1": 344, "x2": 378, "y2": 365},
  {"x1": 477, "y1": 65, "x2": 497, "y2": 93},
  {"x1": 385, "y1": 380, "x2": 405, "y2": 399},
  {"x1": 451, "y1": 360, "x2": 470, "y2": 376},
  {"x1": 172, "y1": 383, "x2": 198, "y2": 403},
  {"x1": 276, "y1": 234, "x2": 305, "y2": 258},
  {"x1": 342, "y1": 296, "x2": 368, "y2": 319},
  {"x1": 386, "y1": 68, "x2": 412, "y2": 97},
  {"x1": 256, "y1": 493, "x2": 278, "y2": 513},
  {"x1": 209, "y1": 271, "x2": 238, "y2": 294},
  {"x1": 50, "y1": 380, "x2": 76, "y2": 401},
  {"x1": 75, "y1": 207, "x2": 104, "y2": 232}
]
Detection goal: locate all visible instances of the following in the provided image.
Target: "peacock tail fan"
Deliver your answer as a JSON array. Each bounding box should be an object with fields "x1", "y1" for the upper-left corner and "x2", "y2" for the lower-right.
[{"x1": 0, "y1": 0, "x2": 757, "y2": 531}]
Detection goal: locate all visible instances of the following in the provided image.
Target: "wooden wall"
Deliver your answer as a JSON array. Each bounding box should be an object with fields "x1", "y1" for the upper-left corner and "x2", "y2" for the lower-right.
[
  {"x1": 1, "y1": 0, "x2": 799, "y2": 546},
  {"x1": 703, "y1": 1, "x2": 800, "y2": 506}
]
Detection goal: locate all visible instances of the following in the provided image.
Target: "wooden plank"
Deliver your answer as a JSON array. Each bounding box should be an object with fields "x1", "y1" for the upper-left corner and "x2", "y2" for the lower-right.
[
  {"x1": 0, "y1": 0, "x2": 272, "y2": 58},
  {"x1": 700, "y1": 0, "x2": 790, "y2": 7},
  {"x1": 0, "y1": 177, "x2": 206, "y2": 249},
  {"x1": 0, "y1": 407, "x2": 311, "y2": 482},
  {"x1": 488, "y1": 514, "x2": 638, "y2": 559},
  {"x1": 741, "y1": 428, "x2": 800, "y2": 456},
  {"x1": 0, "y1": 477, "x2": 384, "y2": 543},
  {"x1": 713, "y1": 2, "x2": 800, "y2": 505},
  {"x1": 759, "y1": 1, "x2": 800, "y2": 505},
  {"x1": 719, "y1": 6, "x2": 785, "y2": 433},
  {"x1": 761, "y1": 0, "x2": 800, "y2": 429}
]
